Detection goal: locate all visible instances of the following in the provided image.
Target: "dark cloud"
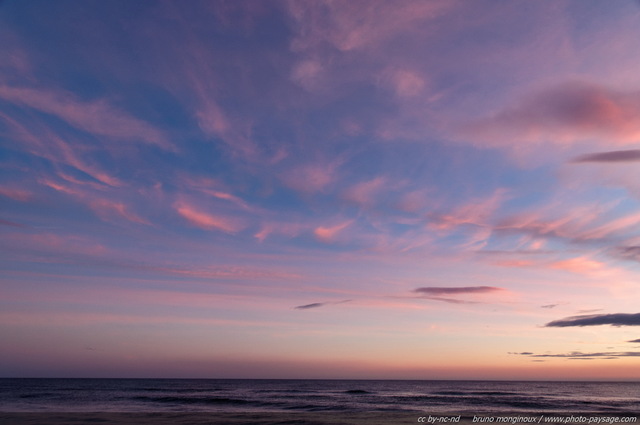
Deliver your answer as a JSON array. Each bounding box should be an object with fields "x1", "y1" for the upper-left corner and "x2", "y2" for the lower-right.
[
  {"x1": 628, "y1": 339, "x2": 640, "y2": 343},
  {"x1": 571, "y1": 149, "x2": 640, "y2": 163},
  {"x1": 545, "y1": 313, "x2": 640, "y2": 327},
  {"x1": 615, "y1": 246, "x2": 640, "y2": 262},
  {"x1": 414, "y1": 286, "x2": 503, "y2": 296},
  {"x1": 294, "y1": 299, "x2": 351, "y2": 310},
  {"x1": 512, "y1": 351, "x2": 640, "y2": 360},
  {"x1": 541, "y1": 304, "x2": 559, "y2": 309},
  {"x1": 295, "y1": 302, "x2": 325, "y2": 310}
]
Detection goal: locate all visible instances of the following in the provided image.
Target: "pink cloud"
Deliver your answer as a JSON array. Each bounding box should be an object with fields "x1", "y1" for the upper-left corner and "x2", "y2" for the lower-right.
[
  {"x1": 193, "y1": 92, "x2": 257, "y2": 158},
  {"x1": 4, "y1": 232, "x2": 110, "y2": 260},
  {"x1": 136, "y1": 264, "x2": 302, "y2": 282},
  {"x1": 342, "y1": 176, "x2": 386, "y2": 207},
  {"x1": 495, "y1": 205, "x2": 640, "y2": 243},
  {"x1": 280, "y1": 161, "x2": 341, "y2": 194},
  {"x1": 492, "y1": 259, "x2": 538, "y2": 268},
  {"x1": 287, "y1": 0, "x2": 455, "y2": 52},
  {"x1": 0, "y1": 111, "x2": 123, "y2": 187},
  {"x1": 254, "y1": 221, "x2": 304, "y2": 242},
  {"x1": 549, "y1": 257, "x2": 609, "y2": 276},
  {"x1": 314, "y1": 220, "x2": 352, "y2": 243},
  {"x1": 0, "y1": 310, "x2": 293, "y2": 329},
  {"x1": 0, "y1": 187, "x2": 32, "y2": 202},
  {"x1": 40, "y1": 179, "x2": 83, "y2": 196},
  {"x1": 89, "y1": 199, "x2": 149, "y2": 225},
  {"x1": 463, "y1": 82, "x2": 640, "y2": 151},
  {"x1": 428, "y1": 189, "x2": 507, "y2": 231},
  {"x1": 579, "y1": 211, "x2": 640, "y2": 241},
  {"x1": 37, "y1": 176, "x2": 149, "y2": 225},
  {"x1": 175, "y1": 201, "x2": 245, "y2": 233},
  {"x1": 395, "y1": 189, "x2": 431, "y2": 213},
  {"x1": 379, "y1": 68, "x2": 427, "y2": 98},
  {"x1": 291, "y1": 59, "x2": 325, "y2": 91},
  {"x1": 0, "y1": 85, "x2": 173, "y2": 150}
]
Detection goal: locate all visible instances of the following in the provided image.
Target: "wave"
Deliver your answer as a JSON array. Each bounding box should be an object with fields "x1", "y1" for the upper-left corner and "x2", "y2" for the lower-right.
[
  {"x1": 18, "y1": 392, "x2": 55, "y2": 399},
  {"x1": 131, "y1": 396, "x2": 251, "y2": 406},
  {"x1": 431, "y1": 391, "x2": 520, "y2": 396}
]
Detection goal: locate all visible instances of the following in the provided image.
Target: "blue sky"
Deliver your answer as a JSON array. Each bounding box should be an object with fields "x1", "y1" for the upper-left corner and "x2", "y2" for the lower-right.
[{"x1": 2, "y1": 0, "x2": 640, "y2": 379}]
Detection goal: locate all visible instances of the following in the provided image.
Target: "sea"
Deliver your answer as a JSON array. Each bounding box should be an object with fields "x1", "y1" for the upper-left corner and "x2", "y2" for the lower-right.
[{"x1": 0, "y1": 379, "x2": 638, "y2": 425}]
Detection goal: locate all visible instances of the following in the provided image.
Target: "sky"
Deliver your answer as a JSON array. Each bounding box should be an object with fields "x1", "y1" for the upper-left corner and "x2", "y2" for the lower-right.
[{"x1": 1, "y1": 0, "x2": 640, "y2": 381}]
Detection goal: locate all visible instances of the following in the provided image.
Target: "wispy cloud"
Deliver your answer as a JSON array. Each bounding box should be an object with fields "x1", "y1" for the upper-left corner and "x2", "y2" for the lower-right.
[
  {"x1": 342, "y1": 176, "x2": 387, "y2": 208},
  {"x1": 0, "y1": 85, "x2": 174, "y2": 150},
  {"x1": 413, "y1": 286, "x2": 505, "y2": 305},
  {"x1": 464, "y1": 81, "x2": 640, "y2": 152},
  {"x1": 174, "y1": 201, "x2": 245, "y2": 233},
  {"x1": 294, "y1": 299, "x2": 352, "y2": 310},
  {"x1": 89, "y1": 198, "x2": 150, "y2": 225},
  {"x1": 571, "y1": 149, "x2": 640, "y2": 163},
  {"x1": 512, "y1": 351, "x2": 640, "y2": 360},
  {"x1": 0, "y1": 187, "x2": 32, "y2": 202},
  {"x1": 314, "y1": 220, "x2": 352, "y2": 243},
  {"x1": 280, "y1": 160, "x2": 342, "y2": 194},
  {"x1": 414, "y1": 286, "x2": 503, "y2": 296},
  {"x1": 286, "y1": 0, "x2": 453, "y2": 52},
  {"x1": 427, "y1": 190, "x2": 507, "y2": 231},
  {"x1": 545, "y1": 313, "x2": 640, "y2": 327},
  {"x1": 0, "y1": 218, "x2": 27, "y2": 228}
]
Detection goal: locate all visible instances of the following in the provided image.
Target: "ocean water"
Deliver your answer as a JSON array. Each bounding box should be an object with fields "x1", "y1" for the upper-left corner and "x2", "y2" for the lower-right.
[{"x1": 0, "y1": 379, "x2": 638, "y2": 424}]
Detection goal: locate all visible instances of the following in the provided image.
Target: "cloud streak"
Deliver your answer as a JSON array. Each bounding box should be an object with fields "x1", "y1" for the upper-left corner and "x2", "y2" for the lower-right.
[
  {"x1": 571, "y1": 149, "x2": 640, "y2": 163},
  {"x1": 545, "y1": 313, "x2": 640, "y2": 327},
  {"x1": 174, "y1": 201, "x2": 245, "y2": 233},
  {"x1": 414, "y1": 286, "x2": 503, "y2": 296},
  {"x1": 412, "y1": 286, "x2": 505, "y2": 305},
  {"x1": 294, "y1": 299, "x2": 352, "y2": 310},
  {"x1": 0, "y1": 85, "x2": 173, "y2": 150},
  {"x1": 512, "y1": 351, "x2": 640, "y2": 360}
]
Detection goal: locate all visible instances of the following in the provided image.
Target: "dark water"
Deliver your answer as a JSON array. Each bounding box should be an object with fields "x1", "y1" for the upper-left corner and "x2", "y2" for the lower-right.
[{"x1": 1, "y1": 379, "x2": 639, "y2": 414}]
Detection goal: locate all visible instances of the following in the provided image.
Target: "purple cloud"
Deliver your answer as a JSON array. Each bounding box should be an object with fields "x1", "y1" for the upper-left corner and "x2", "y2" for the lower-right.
[
  {"x1": 412, "y1": 286, "x2": 505, "y2": 305},
  {"x1": 294, "y1": 300, "x2": 352, "y2": 310},
  {"x1": 545, "y1": 313, "x2": 640, "y2": 327},
  {"x1": 571, "y1": 149, "x2": 640, "y2": 163},
  {"x1": 414, "y1": 286, "x2": 503, "y2": 296},
  {"x1": 295, "y1": 302, "x2": 326, "y2": 310},
  {"x1": 615, "y1": 246, "x2": 640, "y2": 262},
  {"x1": 464, "y1": 82, "x2": 640, "y2": 150},
  {"x1": 512, "y1": 351, "x2": 640, "y2": 360}
]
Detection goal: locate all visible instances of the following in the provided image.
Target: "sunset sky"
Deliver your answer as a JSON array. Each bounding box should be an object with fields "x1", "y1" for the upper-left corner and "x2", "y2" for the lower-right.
[{"x1": 2, "y1": 0, "x2": 640, "y2": 380}]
